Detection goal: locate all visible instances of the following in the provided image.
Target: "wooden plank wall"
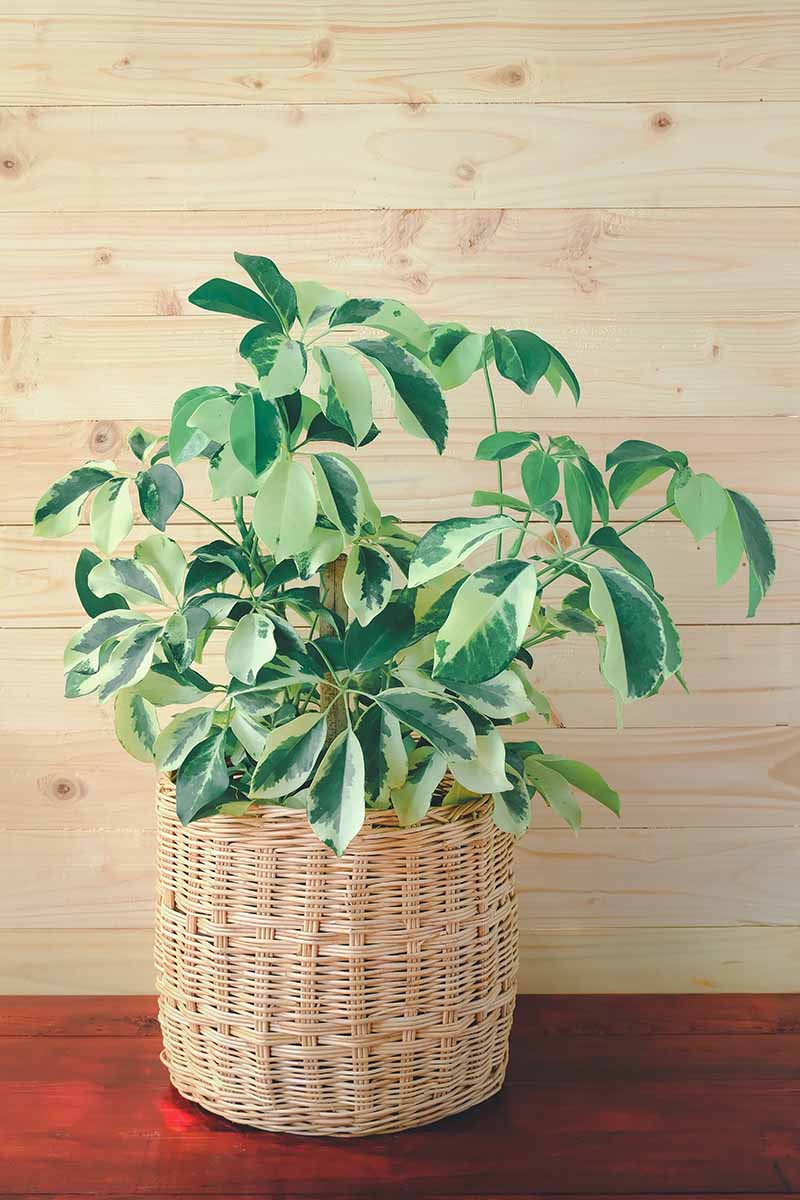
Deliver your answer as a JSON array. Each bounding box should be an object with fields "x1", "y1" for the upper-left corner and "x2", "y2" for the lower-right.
[{"x1": 0, "y1": 2, "x2": 798, "y2": 993}]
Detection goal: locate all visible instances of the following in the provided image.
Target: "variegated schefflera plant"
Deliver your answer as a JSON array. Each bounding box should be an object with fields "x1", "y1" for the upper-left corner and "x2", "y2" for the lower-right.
[{"x1": 33, "y1": 254, "x2": 776, "y2": 853}]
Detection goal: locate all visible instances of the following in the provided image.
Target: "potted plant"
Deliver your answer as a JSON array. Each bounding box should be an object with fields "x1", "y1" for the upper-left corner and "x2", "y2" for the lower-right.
[{"x1": 33, "y1": 254, "x2": 775, "y2": 1136}]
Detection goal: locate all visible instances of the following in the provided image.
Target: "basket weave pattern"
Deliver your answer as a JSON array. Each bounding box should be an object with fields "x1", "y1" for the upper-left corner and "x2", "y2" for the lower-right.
[{"x1": 155, "y1": 776, "x2": 519, "y2": 1136}]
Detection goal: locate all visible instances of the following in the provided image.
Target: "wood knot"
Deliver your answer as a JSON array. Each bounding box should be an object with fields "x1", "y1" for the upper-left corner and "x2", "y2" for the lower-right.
[
  {"x1": 403, "y1": 270, "x2": 431, "y2": 294},
  {"x1": 456, "y1": 160, "x2": 477, "y2": 182},
  {"x1": 651, "y1": 111, "x2": 673, "y2": 131},
  {"x1": 2, "y1": 157, "x2": 20, "y2": 176},
  {"x1": 311, "y1": 37, "x2": 333, "y2": 66},
  {"x1": 491, "y1": 63, "x2": 528, "y2": 88},
  {"x1": 711, "y1": 342, "x2": 721, "y2": 359},
  {"x1": 154, "y1": 287, "x2": 182, "y2": 316},
  {"x1": 13, "y1": 379, "x2": 27, "y2": 393},
  {"x1": 40, "y1": 775, "x2": 83, "y2": 804},
  {"x1": 94, "y1": 247, "x2": 113, "y2": 266},
  {"x1": 89, "y1": 421, "x2": 120, "y2": 454},
  {"x1": 114, "y1": 55, "x2": 132, "y2": 69}
]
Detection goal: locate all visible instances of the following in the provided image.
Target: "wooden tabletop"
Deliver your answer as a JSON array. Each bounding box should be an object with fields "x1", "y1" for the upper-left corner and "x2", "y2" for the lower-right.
[{"x1": 3, "y1": 994, "x2": 800, "y2": 1198}]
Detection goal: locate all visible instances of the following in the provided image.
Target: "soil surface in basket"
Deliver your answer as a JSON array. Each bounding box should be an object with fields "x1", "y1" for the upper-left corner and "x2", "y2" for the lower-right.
[{"x1": 3, "y1": 993, "x2": 800, "y2": 1198}]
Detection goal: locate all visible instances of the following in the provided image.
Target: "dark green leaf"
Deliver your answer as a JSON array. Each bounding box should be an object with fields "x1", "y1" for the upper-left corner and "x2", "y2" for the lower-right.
[
  {"x1": 491, "y1": 328, "x2": 550, "y2": 394},
  {"x1": 521, "y1": 449, "x2": 560, "y2": 508},
  {"x1": 474, "y1": 430, "x2": 540, "y2": 461},
  {"x1": 609, "y1": 461, "x2": 673, "y2": 509},
  {"x1": 250, "y1": 712, "x2": 327, "y2": 800},
  {"x1": 345, "y1": 601, "x2": 415, "y2": 672},
  {"x1": 471, "y1": 490, "x2": 531, "y2": 513},
  {"x1": 229, "y1": 390, "x2": 283, "y2": 476},
  {"x1": 169, "y1": 386, "x2": 229, "y2": 465},
  {"x1": 183, "y1": 557, "x2": 234, "y2": 601},
  {"x1": 233, "y1": 252, "x2": 297, "y2": 331},
  {"x1": 307, "y1": 728, "x2": 366, "y2": 855},
  {"x1": 75, "y1": 548, "x2": 128, "y2": 617},
  {"x1": 310, "y1": 452, "x2": 364, "y2": 537},
  {"x1": 176, "y1": 730, "x2": 229, "y2": 824},
  {"x1": 577, "y1": 457, "x2": 609, "y2": 524},
  {"x1": 376, "y1": 689, "x2": 476, "y2": 762},
  {"x1": 562, "y1": 461, "x2": 592, "y2": 544},
  {"x1": 606, "y1": 440, "x2": 687, "y2": 471},
  {"x1": 352, "y1": 338, "x2": 448, "y2": 454},
  {"x1": 589, "y1": 527, "x2": 655, "y2": 590},
  {"x1": 188, "y1": 277, "x2": 283, "y2": 326},
  {"x1": 728, "y1": 490, "x2": 776, "y2": 618},
  {"x1": 136, "y1": 463, "x2": 184, "y2": 531}
]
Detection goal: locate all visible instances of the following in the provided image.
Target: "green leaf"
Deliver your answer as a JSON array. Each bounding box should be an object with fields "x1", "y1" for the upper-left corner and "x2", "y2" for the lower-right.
[
  {"x1": 186, "y1": 394, "x2": 234, "y2": 443},
  {"x1": 64, "y1": 640, "x2": 118, "y2": 699},
  {"x1": 332, "y1": 297, "x2": 432, "y2": 353},
  {"x1": 64, "y1": 610, "x2": 151, "y2": 669},
  {"x1": 535, "y1": 755, "x2": 620, "y2": 816},
  {"x1": 294, "y1": 524, "x2": 345, "y2": 580},
  {"x1": 521, "y1": 449, "x2": 560, "y2": 509},
  {"x1": 715, "y1": 492, "x2": 745, "y2": 587},
  {"x1": 492, "y1": 328, "x2": 550, "y2": 394},
  {"x1": 471, "y1": 490, "x2": 531, "y2": 514},
  {"x1": 376, "y1": 689, "x2": 476, "y2": 762},
  {"x1": 562, "y1": 461, "x2": 592, "y2": 544},
  {"x1": 169, "y1": 387, "x2": 229, "y2": 465},
  {"x1": 188, "y1": 277, "x2": 283, "y2": 326},
  {"x1": 577, "y1": 458, "x2": 609, "y2": 524},
  {"x1": 342, "y1": 542, "x2": 393, "y2": 626},
  {"x1": 588, "y1": 527, "x2": 655, "y2": 591},
  {"x1": 253, "y1": 457, "x2": 318, "y2": 561},
  {"x1": 449, "y1": 726, "x2": 510, "y2": 795},
  {"x1": 525, "y1": 759, "x2": 581, "y2": 832},
  {"x1": 433, "y1": 559, "x2": 539, "y2": 684},
  {"x1": 229, "y1": 710, "x2": 269, "y2": 760},
  {"x1": 127, "y1": 427, "x2": 161, "y2": 462},
  {"x1": 175, "y1": 729, "x2": 229, "y2": 824},
  {"x1": 449, "y1": 668, "x2": 531, "y2": 719},
  {"x1": 249, "y1": 711, "x2": 327, "y2": 800},
  {"x1": 183, "y1": 557, "x2": 233, "y2": 601},
  {"x1": 609, "y1": 461, "x2": 673, "y2": 509},
  {"x1": 317, "y1": 346, "x2": 374, "y2": 446},
  {"x1": 492, "y1": 767, "x2": 531, "y2": 836},
  {"x1": 133, "y1": 534, "x2": 187, "y2": 599},
  {"x1": 475, "y1": 431, "x2": 539, "y2": 462},
  {"x1": 310, "y1": 452, "x2": 364, "y2": 538},
  {"x1": 75, "y1": 548, "x2": 128, "y2": 618},
  {"x1": 233, "y1": 252, "x2": 297, "y2": 331},
  {"x1": 33, "y1": 462, "x2": 116, "y2": 538},
  {"x1": 162, "y1": 611, "x2": 193, "y2": 672},
  {"x1": 606, "y1": 440, "x2": 686, "y2": 471},
  {"x1": 408, "y1": 516, "x2": 519, "y2": 587},
  {"x1": 228, "y1": 389, "x2": 283, "y2": 477},
  {"x1": 390, "y1": 745, "x2": 445, "y2": 826},
  {"x1": 544, "y1": 342, "x2": 581, "y2": 404},
  {"x1": 675, "y1": 473, "x2": 728, "y2": 543},
  {"x1": 230, "y1": 683, "x2": 283, "y2": 720},
  {"x1": 307, "y1": 729, "x2": 366, "y2": 855},
  {"x1": 136, "y1": 662, "x2": 214, "y2": 706},
  {"x1": 240, "y1": 329, "x2": 307, "y2": 400},
  {"x1": 113, "y1": 689, "x2": 159, "y2": 763},
  {"x1": 345, "y1": 600, "x2": 415, "y2": 672},
  {"x1": 352, "y1": 338, "x2": 448, "y2": 454},
  {"x1": 97, "y1": 624, "x2": 161, "y2": 703},
  {"x1": 355, "y1": 704, "x2": 408, "y2": 808},
  {"x1": 585, "y1": 564, "x2": 667, "y2": 703},
  {"x1": 426, "y1": 325, "x2": 484, "y2": 390},
  {"x1": 208, "y1": 441, "x2": 264, "y2": 500},
  {"x1": 136, "y1": 463, "x2": 184, "y2": 532},
  {"x1": 225, "y1": 612, "x2": 277, "y2": 685},
  {"x1": 295, "y1": 280, "x2": 347, "y2": 329},
  {"x1": 728, "y1": 490, "x2": 776, "y2": 618},
  {"x1": 88, "y1": 556, "x2": 162, "y2": 606},
  {"x1": 90, "y1": 478, "x2": 134, "y2": 555}
]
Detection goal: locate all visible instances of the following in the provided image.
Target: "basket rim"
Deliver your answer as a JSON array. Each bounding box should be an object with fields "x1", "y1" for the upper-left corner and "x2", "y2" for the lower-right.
[{"x1": 156, "y1": 771, "x2": 492, "y2": 831}]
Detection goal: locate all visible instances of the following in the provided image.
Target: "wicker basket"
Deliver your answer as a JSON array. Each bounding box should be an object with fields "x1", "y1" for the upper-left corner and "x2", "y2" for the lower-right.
[{"x1": 154, "y1": 774, "x2": 519, "y2": 1136}]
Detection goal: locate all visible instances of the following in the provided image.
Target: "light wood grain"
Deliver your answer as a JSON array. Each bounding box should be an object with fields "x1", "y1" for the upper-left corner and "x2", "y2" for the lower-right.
[
  {"x1": 7, "y1": 726, "x2": 799, "y2": 833},
  {"x1": 3, "y1": 314, "x2": 798, "y2": 420},
  {"x1": 1, "y1": 210, "x2": 798, "y2": 320},
  {"x1": 517, "y1": 925, "x2": 800, "y2": 993},
  {"x1": 1, "y1": 104, "x2": 798, "y2": 211},
  {"x1": 4, "y1": 419, "x2": 798, "y2": 523},
  {"x1": 3, "y1": 821, "x2": 797, "y2": 928},
  {"x1": 4, "y1": 626, "x2": 797, "y2": 734},
  {"x1": 2, "y1": 2, "x2": 799, "y2": 105},
  {"x1": 2, "y1": 520, "x2": 796, "y2": 627}
]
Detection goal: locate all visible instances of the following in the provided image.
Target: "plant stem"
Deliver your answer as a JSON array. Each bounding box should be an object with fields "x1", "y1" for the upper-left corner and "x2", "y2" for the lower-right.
[
  {"x1": 481, "y1": 358, "x2": 504, "y2": 559},
  {"x1": 507, "y1": 511, "x2": 533, "y2": 559},
  {"x1": 179, "y1": 500, "x2": 239, "y2": 545},
  {"x1": 537, "y1": 502, "x2": 674, "y2": 589}
]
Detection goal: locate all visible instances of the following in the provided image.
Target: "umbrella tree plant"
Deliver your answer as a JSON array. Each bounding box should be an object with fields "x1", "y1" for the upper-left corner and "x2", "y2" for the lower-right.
[{"x1": 33, "y1": 254, "x2": 776, "y2": 853}]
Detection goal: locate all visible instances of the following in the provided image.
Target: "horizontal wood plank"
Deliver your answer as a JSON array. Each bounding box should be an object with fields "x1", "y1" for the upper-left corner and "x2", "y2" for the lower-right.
[
  {"x1": 2, "y1": 519, "x2": 796, "y2": 627},
  {"x1": 8, "y1": 725, "x2": 800, "y2": 833},
  {"x1": 2, "y1": 103, "x2": 798, "y2": 210},
  {"x1": 3, "y1": 925, "x2": 798, "y2": 994},
  {"x1": 4, "y1": 625, "x2": 797, "y2": 732},
  {"x1": 2, "y1": 2, "x2": 799, "y2": 104},
  {"x1": 3, "y1": 313, "x2": 799, "y2": 420},
  {"x1": 1, "y1": 823, "x2": 798, "y2": 929},
  {"x1": 4, "y1": 419, "x2": 798, "y2": 522},
  {"x1": 1, "y1": 209, "x2": 798, "y2": 319}
]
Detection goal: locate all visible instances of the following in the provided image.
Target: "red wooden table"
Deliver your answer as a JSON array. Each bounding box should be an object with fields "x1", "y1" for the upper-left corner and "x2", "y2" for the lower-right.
[{"x1": 2, "y1": 994, "x2": 799, "y2": 1198}]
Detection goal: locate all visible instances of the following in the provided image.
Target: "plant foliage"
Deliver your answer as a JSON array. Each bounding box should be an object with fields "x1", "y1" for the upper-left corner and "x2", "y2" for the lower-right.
[{"x1": 34, "y1": 254, "x2": 777, "y2": 854}]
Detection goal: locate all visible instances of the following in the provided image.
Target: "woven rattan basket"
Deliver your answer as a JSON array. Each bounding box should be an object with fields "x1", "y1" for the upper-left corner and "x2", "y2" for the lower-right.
[{"x1": 154, "y1": 774, "x2": 518, "y2": 1136}]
